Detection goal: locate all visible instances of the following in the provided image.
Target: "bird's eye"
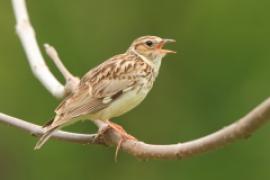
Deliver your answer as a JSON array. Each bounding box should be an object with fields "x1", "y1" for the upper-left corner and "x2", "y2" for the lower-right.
[{"x1": 145, "y1": 40, "x2": 154, "y2": 47}]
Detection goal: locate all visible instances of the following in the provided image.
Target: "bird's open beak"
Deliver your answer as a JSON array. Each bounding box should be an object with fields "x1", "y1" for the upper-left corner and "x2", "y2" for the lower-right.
[{"x1": 158, "y1": 39, "x2": 176, "y2": 54}]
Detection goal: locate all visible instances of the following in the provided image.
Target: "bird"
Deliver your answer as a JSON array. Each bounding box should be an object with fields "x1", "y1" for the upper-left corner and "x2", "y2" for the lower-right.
[{"x1": 34, "y1": 35, "x2": 175, "y2": 150}]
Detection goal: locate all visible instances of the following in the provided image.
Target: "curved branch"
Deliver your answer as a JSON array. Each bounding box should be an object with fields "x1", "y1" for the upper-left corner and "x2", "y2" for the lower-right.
[
  {"x1": 120, "y1": 97, "x2": 270, "y2": 159},
  {"x1": 12, "y1": 0, "x2": 65, "y2": 98},
  {"x1": 12, "y1": 0, "x2": 79, "y2": 98},
  {"x1": 1, "y1": 96, "x2": 270, "y2": 159},
  {"x1": 7, "y1": 0, "x2": 270, "y2": 160}
]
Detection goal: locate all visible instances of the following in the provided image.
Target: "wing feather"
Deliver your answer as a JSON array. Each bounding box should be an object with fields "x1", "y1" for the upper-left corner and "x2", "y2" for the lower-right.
[{"x1": 53, "y1": 54, "x2": 140, "y2": 124}]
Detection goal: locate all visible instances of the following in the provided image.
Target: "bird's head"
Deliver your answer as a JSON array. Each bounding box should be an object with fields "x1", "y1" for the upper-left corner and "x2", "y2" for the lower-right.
[{"x1": 128, "y1": 36, "x2": 176, "y2": 61}]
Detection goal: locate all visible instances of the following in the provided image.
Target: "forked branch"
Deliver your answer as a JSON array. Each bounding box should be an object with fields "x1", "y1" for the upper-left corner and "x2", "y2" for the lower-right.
[
  {"x1": 2, "y1": 0, "x2": 269, "y2": 160},
  {"x1": 12, "y1": 0, "x2": 65, "y2": 98}
]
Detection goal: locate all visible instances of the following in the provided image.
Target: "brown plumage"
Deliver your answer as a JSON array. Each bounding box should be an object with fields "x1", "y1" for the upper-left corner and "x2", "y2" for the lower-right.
[{"x1": 35, "y1": 36, "x2": 175, "y2": 149}]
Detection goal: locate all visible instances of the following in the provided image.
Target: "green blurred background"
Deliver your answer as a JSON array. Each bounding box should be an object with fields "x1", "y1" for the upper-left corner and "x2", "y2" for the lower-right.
[{"x1": 0, "y1": 0, "x2": 270, "y2": 180}]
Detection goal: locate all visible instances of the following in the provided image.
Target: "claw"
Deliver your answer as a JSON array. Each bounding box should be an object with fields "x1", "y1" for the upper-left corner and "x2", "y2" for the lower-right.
[
  {"x1": 115, "y1": 139, "x2": 124, "y2": 162},
  {"x1": 106, "y1": 121, "x2": 137, "y2": 161}
]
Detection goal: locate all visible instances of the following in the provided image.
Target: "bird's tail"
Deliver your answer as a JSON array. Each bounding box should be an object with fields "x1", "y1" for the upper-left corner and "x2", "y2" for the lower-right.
[{"x1": 34, "y1": 125, "x2": 59, "y2": 150}]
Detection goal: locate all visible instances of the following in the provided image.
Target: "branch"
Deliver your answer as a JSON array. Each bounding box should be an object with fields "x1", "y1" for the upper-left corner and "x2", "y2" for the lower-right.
[
  {"x1": 11, "y1": 0, "x2": 78, "y2": 98},
  {"x1": 7, "y1": 0, "x2": 270, "y2": 160},
  {"x1": 44, "y1": 44, "x2": 80, "y2": 94},
  {"x1": 0, "y1": 113, "x2": 97, "y2": 144},
  {"x1": 1, "y1": 96, "x2": 270, "y2": 159}
]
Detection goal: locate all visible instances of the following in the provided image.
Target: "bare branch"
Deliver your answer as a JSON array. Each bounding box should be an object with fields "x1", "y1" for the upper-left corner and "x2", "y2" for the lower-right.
[
  {"x1": 11, "y1": 0, "x2": 74, "y2": 98},
  {"x1": 7, "y1": 0, "x2": 270, "y2": 160},
  {"x1": 1, "y1": 96, "x2": 270, "y2": 159},
  {"x1": 44, "y1": 44, "x2": 80, "y2": 94},
  {"x1": 0, "y1": 113, "x2": 97, "y2": 144}
]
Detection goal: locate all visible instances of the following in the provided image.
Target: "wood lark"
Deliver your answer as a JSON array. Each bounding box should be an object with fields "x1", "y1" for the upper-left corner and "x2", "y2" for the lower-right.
[{"x1": 35, "y1": 36, "x2": 176, "y2": 149}]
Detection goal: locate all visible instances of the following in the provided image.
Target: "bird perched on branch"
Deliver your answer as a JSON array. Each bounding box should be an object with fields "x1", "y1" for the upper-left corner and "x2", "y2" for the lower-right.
[{"x1": 35, "y1": 35, "x2": 175, "y2": 150}]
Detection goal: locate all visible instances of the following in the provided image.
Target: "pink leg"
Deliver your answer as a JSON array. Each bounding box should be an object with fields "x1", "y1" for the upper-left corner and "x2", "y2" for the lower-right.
[
  {"x1": 105, "y1": 120, "x2": 137, "y2": 161},
  {"x1": 106, "y1": 121, "x2": 137, "y2": 141}
]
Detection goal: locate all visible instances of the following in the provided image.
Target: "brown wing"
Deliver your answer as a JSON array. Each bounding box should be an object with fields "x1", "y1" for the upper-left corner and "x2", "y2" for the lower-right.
[{"x1": 53, "y1": 53, "x2": 139, "y2": 123}]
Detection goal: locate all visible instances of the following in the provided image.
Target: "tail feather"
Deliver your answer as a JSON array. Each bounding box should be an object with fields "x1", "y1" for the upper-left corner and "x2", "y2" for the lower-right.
[{"x1": 34, "y1": 126, "x2": 59, "y2": 150}]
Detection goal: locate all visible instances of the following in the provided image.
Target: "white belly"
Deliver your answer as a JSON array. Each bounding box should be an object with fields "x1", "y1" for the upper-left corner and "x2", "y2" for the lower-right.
[{"x1": 89, "y1": 88, "x2": 149, "y2": 120}]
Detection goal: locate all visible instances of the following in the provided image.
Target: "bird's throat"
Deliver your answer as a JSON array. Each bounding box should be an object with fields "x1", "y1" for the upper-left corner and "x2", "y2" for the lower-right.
[{"x1": 151, "y1": 56, "x2": 163, "y2": 78}]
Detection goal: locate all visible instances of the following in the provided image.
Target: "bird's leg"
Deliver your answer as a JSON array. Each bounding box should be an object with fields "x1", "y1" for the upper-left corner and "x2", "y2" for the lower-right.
[
  {"x1": 93, "y1": 119, "x2": 136, "y2": 160},
  {"x1": 106, "y1": 121, "x2": 137, "y2": 141},
  {"x1": 106, "y1": 120, "x2": 137, "y2": 161},
  {"x1": 94, "y1": 120, "x2": 136, "y2": 140}
]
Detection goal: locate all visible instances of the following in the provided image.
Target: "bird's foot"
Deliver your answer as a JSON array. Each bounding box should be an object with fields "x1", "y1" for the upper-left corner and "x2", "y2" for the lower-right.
[
  {"x1": 94, "y1": 121, "x2": 136, "y2": 141},
  {"x1": 94, "y1": 120, "x2": 136, "y2": 161},
  {"x1": 94, "y1": 124, "x2": 111, "y2": 144},
  {"x1": 107, "y1": 121, "x2": 137, "y2": 140},
  {"x1": 106, "y1": 121, "x2": 137, "y2": 161}
]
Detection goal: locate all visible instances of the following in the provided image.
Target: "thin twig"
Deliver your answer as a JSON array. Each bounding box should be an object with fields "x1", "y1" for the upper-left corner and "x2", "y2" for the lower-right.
[
  {"x1": 44, "y1": 44, "x2": 80, "y2": 94},
  {"x1": 44, "y1": 44, "x2": 75, "y2": 82}
]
